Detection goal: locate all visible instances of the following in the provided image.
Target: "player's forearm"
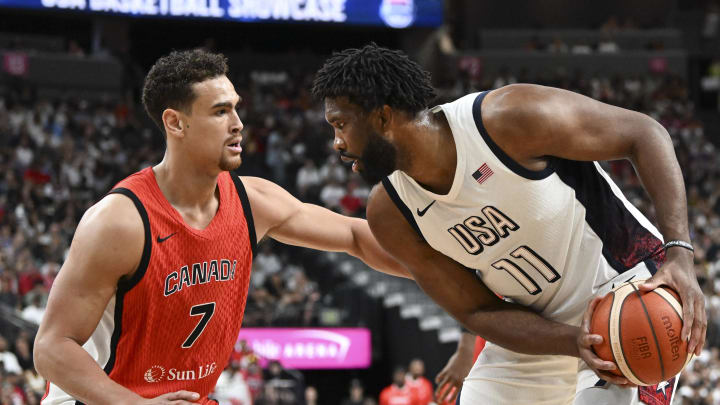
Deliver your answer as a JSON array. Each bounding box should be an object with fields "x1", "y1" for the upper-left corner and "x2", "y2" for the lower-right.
[
  {"x1": 35, "y1": 336, "x2": 143, "y2": 405},
  {"x1": 456, "y1": 330, "x2": 476, "y2": 355},
  {"x1": 350, "y1": 219, "x2": 413, "y2": 279},
  {"x1": 461, "y1": 303, "x2": 580, "y2": 357},
  {"x1": 629, "y1": 119, "x2": 690, "y2": 243}
]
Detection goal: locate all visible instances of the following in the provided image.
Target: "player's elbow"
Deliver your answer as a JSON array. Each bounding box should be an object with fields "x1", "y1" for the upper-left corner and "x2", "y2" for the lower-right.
[
  {"x1": 33, "y1": 333, "x2": 51, "y2": 379},
  {"x1": 629, "y1": 114, "x2": 672, "y2": 160}
]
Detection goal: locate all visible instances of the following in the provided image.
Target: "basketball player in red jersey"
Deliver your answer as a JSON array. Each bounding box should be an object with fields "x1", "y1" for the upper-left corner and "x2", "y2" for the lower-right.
[{"x1": 33, "y1": 50, "x2": 410, "y2": 405}]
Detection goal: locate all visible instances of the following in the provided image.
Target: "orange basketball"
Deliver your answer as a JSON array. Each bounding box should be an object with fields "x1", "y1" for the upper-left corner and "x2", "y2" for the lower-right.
[{"x1": 589, "y1": 280, "x2": 693, "y2": 386}]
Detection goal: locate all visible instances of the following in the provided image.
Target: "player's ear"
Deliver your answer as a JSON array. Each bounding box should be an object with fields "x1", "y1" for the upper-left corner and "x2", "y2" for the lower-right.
[
  {"x1": 379, "y1": 105, "x2": 393, "y2": 130},
  {"x1": 163, "y1": 108, "x2": 185, "y2": 139}
]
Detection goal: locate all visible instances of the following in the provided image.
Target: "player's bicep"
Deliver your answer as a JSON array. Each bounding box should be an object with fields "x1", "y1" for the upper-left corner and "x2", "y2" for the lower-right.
[
  {"x1": 38, "y1": 195, "x2": 144, "y2": 346},
  {"x1": 366, "y1": 187, "x2": 500, "y2": 322},
  {"x1": 486, "y1": 84, "x2": 658, "y2": 162}
]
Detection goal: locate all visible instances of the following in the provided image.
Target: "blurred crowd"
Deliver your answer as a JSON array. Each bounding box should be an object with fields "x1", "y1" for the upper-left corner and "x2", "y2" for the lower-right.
[{"x1": 0, "y1": 51, "x2": 719, "y2": 403}]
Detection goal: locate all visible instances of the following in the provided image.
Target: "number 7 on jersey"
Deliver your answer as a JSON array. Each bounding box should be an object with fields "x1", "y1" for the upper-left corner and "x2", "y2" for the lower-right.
[{"x1": 182, "y1": 302, "x2": 216, "y2": 348}]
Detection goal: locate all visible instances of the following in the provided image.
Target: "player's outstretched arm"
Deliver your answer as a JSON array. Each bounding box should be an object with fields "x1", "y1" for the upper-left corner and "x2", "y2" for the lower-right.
[
  {"x1": 482, "y1": 84, "x2": 705, "y2": 356},
  {"x1": 34, "y1": 195, "x2": 201, "y2": 405},
  {"x1": 242, "y1": 176, "x2": 412, "y2": 279},
  {"x1": 366, "y1": 185, "x2": 630, "y2": 385}
]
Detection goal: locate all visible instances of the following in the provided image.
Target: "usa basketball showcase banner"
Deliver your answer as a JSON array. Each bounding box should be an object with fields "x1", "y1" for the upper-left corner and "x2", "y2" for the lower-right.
[
  {"x1": 0, "y1": 0, "x2": 442, "y2": 28},
  {"x1": 237, "y1": 328, "x2": 371, "y2": 369}
]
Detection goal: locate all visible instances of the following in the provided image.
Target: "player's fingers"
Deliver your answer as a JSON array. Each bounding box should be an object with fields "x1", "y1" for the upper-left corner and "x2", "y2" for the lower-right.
[
  {"x1": 594, "y1": 370, "x2": 628, "y2": 386},
  {"x1": 639, "y1": 274, "x2": 664, "y2": 291},
  {"x1": 680, "y1": 291, "x2": 695, "y2": 342},
  {"x1": 161, "y1": 391, "x2": 200, "y2": 401},
  {"x1": 435, "y1": 382, "x2": 451, "y2": 402},
  {"x1": 590, "y1": 358, "x2": 617, "y2": 371},
  {"x1": 580, "y1": 333, "x2": 602, "y2": 348},
  {"x1": 435, "y1": 369, "x2": 447, "y2": 384},
  {"x1": 445, "y1": 386, "x2": 459, "y2": 403},
  {"x1": 167, "y1": 401, "x2": 201, "y2": 405},
  {"x1": 690, "y1": 296, "x2": 707, "y2": 356}
]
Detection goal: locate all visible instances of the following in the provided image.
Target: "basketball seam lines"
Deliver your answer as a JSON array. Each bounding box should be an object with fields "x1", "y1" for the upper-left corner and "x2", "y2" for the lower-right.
[
  {"x1": 650, "y1": 290, "x2": 682, "y2": 319},
  {"x1": 607, "y1": 292, "x2": 620, "y2": 373},
  {"x1": 630, "y1": 283, "x2": 666, "y2": 382},
  {"x1": 617, "y1": 291, "x2": 644, "y2": 384}
]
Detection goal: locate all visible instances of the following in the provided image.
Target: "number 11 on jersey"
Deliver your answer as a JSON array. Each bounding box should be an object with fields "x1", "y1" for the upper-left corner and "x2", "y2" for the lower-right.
[{"x1": 491, "y1": 245, "x2": 560, "y2": 295}]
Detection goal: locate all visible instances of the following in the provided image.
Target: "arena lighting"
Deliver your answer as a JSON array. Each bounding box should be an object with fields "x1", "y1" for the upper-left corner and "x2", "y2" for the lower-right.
[{"x1": 0, "y1": 0, "x2": 443, "y2": 28}]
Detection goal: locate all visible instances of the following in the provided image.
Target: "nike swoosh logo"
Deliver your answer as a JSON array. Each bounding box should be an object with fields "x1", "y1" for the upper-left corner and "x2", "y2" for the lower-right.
[
  {"x1": 156, "y1": 233, "x2": 177, "y2": 243},
  {"x1": 416, "y1": 200, "x2": 436, "y2": 217}
]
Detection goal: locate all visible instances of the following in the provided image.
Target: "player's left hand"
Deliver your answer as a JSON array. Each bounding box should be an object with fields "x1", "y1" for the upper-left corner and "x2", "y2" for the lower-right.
[
  {"x1": 639, "y1": 248, "x2": 705, "y2": 356},
  {"x1": 434, "y1": 349, "x2": 474, "y2": 403},
  {"x1": 578, "y1": 297, "x2": 633, "y2": 386}
]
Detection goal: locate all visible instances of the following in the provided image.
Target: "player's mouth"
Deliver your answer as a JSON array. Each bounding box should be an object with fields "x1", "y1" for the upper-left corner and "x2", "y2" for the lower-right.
[
  {"x1": 226, "y1": 138, "x2": 242, "y2": 153},
  {"x1": 339, "y1": 152, "x2": 361, "y2": 171}
]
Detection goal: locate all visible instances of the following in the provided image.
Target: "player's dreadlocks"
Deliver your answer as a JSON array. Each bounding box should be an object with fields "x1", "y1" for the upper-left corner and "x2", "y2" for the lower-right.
[{"x1": 312, "y1": 43, "x2": 436, "y2": 115}]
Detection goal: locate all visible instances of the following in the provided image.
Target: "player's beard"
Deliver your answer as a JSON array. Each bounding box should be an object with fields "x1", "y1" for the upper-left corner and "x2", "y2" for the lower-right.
[
  {"x1": 357, "y1": 130, "x2": 398, "y2": 185},
  {"x1": 219, "y1": 154, "x2": 242, "y2": 172}
]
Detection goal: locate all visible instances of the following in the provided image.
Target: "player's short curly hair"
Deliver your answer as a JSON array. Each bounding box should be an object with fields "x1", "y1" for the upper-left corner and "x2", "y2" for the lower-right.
[
  {"x1": 311, "y1": 43, "x2": 436, "y2": 115},
  {"x1": 142, "y1": 49, "x2": 228, "y2": 132}
]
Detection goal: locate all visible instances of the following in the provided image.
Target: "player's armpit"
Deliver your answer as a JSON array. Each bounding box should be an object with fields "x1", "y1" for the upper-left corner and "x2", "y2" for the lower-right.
[
  {"x1": 241, "y1": 176, "x2": 411, "y2": 278},
  {"x1": 366, "y1": 185, "x2": 580, "y2": 357},
  {"x1": 34, "y1": 193, "x2": 147, "y2": 404}
]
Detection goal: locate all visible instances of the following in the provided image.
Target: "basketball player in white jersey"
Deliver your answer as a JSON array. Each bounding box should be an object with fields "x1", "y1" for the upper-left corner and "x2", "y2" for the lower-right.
[{"x1": 312, "y1": 44, "x2": 706, "y2": 405}]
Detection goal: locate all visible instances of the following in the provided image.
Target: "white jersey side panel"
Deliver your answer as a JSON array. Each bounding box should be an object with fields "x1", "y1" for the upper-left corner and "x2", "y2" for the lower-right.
[
  {"x1": 42, "y1": 295, "x2": 116, "y2": 404},
  {"x1": 383, "y1": 91, "x2": 664, "y2": 324}
]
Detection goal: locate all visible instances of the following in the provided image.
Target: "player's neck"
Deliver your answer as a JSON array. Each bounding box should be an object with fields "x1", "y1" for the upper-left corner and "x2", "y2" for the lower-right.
[
  {"x1": 153, "y1": 154, "x2": 219, "y2": 213},
  {"x1": 398, "y1": 109, "x2": 456, "y2": 195}
]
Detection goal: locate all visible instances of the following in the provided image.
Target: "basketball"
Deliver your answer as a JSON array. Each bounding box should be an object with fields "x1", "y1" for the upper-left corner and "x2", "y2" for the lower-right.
[{"x1": 590, "y1": 280, "x2": 693, "y2": 386}]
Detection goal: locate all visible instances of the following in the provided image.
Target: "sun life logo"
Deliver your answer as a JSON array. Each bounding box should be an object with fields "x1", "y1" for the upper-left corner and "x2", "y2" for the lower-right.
[{"x1": 144, "y1": 365, "x2": 166, "y2": 383}]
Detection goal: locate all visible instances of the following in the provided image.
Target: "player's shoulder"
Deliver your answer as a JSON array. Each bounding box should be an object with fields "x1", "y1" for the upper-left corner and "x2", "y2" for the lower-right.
[
  {"x1": 77, "y1": 193, "x2": 145, "y2": 244},
  {"x1": 236, "y1": 175, "x2": 279, "y2": 196},
  {"x1": 366, "y1": 182, "x2": 412, "y2": 237},
  {"x1": 367, "y1": 182, "x2": 396, "y2": 221}
]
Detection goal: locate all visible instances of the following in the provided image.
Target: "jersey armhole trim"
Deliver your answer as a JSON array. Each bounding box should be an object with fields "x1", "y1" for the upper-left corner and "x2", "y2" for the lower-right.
[
  {"x1": 100, "y1": 187, "x2": 152, "y2": 380},
  {"x1": 381, "y1": 178, "x2": 426, "y2": 242},
  {"x1": 230, "y1": 171, "x2": 258, "y2": 257},
  {"x1": 472, "y1": 91, "x2": 555, "y2": 180},
  {"x1": 108, "y1": 188, "x2": 152, "y2": 291}
]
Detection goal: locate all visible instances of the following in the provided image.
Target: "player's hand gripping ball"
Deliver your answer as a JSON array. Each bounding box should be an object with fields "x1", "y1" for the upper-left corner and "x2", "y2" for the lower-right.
[{"x1": 590, "y1": 280, "x2": 693, "y2": 386}]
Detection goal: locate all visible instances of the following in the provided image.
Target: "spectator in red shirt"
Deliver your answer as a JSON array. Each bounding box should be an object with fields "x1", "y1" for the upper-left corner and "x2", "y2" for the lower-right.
[
  {"x1": 340, "y1": 181, "x2": 364, "y2": 216},
  {"x1": 379, "y1": 367, "x2": 419, "y2": 405},
  {"x1": 242, "y1": 360, "x2": 264, "y2": 401},
  {"x1": 406, "y1": 359, "x2": 433, "y2": 405}
]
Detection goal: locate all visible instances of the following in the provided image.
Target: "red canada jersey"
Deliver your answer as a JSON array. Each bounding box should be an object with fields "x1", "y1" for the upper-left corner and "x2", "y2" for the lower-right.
[
  {"x1": 43, "y1": 168, "x2": 256, "y2": 405},
  {"x1": 405, "y1": 376, "x2": 433, "y2": 405},
  {"x1": 379, "y1": 384, "x2": 419, "y2": 405}
]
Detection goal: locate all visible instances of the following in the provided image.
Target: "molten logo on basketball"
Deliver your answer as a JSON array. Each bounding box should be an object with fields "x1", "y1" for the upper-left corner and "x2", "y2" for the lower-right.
[
  {"x1": 144, "y1": 365, "x2": 166, "y2": 383},
  {"x1": 662, "y1": 316, "x2": 681, "y2": 361}
]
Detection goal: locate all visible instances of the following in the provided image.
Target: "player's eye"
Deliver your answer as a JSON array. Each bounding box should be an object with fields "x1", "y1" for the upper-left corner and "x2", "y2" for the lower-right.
[{"x1": 216, "y1": 109, "x2": 226, "y2": 116}]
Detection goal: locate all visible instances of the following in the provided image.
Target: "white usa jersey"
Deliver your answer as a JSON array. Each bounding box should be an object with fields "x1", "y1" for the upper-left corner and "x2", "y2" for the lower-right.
[{"x1": 383, "y1": 91, "x2": 666, "y2": 324}]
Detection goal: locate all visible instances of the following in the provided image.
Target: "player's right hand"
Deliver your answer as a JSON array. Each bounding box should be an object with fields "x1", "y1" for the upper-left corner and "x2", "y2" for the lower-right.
[
  {"x1": 435, "y1": 350, "x2": 474, "y2": 403},
  {"x1": 577, "y1": 297, "x2": 633, "y2": 387},
  {"x1": 135, "y1": 390, "x2": 202, "y2": 405}
]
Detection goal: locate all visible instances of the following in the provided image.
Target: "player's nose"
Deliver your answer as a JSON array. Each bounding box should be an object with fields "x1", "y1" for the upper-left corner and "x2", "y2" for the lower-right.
[
  {"x1": 333, "y1": 133, "x2": 346, "y2": 152},
  {"x1": 231, "y1": 112, "x2": 243, "y2": 134}
]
